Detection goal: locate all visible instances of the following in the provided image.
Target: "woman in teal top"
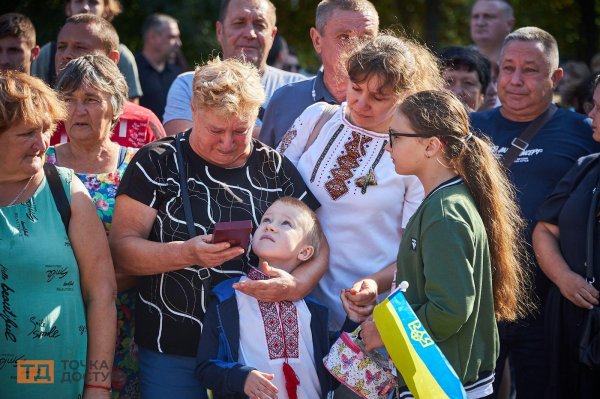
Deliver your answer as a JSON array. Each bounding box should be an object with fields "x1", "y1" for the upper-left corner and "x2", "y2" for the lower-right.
[
  {"x1": 361, "y1": 90, "x2": 532, "y2": 397},
  {"x1": 48, "y1": 54, "x2": 139, "y2": 399},
  {"x1": 0, "y1": 71, "x2": 116, "y2": 398}
]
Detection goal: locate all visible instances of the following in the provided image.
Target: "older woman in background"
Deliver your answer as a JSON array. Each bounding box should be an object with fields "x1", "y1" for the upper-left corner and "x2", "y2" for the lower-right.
[
  {"x1": 533, "y1": 74, "x2": 600, "y2": 398},
  {"x1": 0, "y1": 72, "x2": 116, "y2": 398},
  {"x1": 47, "y1": 54, "x2": 138, "y2": 398},
  {"x1": 109, "y1": 57, "x2": 326, "y2": 399}
]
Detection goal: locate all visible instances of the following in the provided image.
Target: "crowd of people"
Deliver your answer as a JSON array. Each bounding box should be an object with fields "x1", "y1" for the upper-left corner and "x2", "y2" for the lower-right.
[{"x1": 1, "y1": 0, "x2": 600, "y2": 398}]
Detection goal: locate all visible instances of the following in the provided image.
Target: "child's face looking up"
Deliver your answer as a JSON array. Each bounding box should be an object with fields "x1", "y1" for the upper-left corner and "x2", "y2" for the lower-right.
[{"x1": 252, "y1": 202, "x2": 314, "y2": 270}]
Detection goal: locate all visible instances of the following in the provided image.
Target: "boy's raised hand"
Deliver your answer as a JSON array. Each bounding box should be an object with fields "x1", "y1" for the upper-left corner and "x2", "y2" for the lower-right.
[
  {"x1": 346, "y1": 278, "x2": 379, "y2": 306},
  {"x1": 244, "y1": 370, "x2": 279, "y2": 399}
]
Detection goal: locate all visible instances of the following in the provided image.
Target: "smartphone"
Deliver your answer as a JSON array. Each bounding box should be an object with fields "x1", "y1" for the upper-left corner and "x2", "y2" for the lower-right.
[{"x1": 212, "y1": 220, "x2": 253, "y2": 250}]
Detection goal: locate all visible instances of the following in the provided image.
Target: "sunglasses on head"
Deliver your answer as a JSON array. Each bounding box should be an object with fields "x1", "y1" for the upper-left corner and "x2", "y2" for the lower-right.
[{"x1": 388, "y1": 129, "x2": 435, "y2": 147}]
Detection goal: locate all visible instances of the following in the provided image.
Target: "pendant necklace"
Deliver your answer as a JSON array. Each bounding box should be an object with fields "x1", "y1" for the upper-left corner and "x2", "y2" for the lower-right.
[{"x1": 7, "y1": 175, "x2": 34, "y2": 206}]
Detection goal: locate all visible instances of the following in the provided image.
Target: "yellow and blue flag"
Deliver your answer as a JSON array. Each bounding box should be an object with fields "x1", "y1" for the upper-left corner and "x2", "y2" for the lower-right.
[{"x1": 373, "y1": 288, "x2": 467, "y2": 399}]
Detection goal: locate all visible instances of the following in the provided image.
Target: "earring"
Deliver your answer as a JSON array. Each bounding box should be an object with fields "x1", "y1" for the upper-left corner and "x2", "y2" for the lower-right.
[
  {"x1": 425, "y1": 153, "x2": 431, "y2": 159},
  {"x1": 436, "y1": 157, "x2": 451, "y2": 169}
]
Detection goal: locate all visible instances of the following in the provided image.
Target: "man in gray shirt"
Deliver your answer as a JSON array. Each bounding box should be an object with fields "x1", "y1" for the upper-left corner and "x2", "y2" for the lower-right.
[
  {"x1": 163, "y1": 0, "x2": 305, "y2": 135},
  {"x1": 258, "y1": 0, "x2": 379, "y2": 147}
]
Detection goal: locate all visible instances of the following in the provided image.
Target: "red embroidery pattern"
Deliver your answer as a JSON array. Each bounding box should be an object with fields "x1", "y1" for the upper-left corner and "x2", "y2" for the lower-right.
[
  {"x1": 324, "y1": 132, "x2": 372, "y2": 200},
  {"x1": 278, "y1": 129, "x2": 297, "y2": 154},
  {"x1": 248, "y1": 268, "x2": 299, "y2": 359}
]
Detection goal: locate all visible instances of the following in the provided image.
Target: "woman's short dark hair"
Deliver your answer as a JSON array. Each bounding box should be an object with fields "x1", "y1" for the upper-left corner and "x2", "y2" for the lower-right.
[{"x1": 440, "y1": 46, "x2": 491, "y2": 92}]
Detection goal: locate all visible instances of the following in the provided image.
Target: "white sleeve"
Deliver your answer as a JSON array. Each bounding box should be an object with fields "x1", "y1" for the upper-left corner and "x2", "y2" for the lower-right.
[
  {"x1": 162, "y1": 73, "x2": 194, "y2": 124},
  {"x1": 275, "y1": 102, "x2": 330, "y2": 166},
  {"x1": 401, "y1": 175, "x2": 424, "y2": 228}
]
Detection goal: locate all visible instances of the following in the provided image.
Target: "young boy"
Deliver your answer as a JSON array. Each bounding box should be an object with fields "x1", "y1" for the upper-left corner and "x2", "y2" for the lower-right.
[{"x1": 195, "y1": 197, "x2": 363, "y2": 399}]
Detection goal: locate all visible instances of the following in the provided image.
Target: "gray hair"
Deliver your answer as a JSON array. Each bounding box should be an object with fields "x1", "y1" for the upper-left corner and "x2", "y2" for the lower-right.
[
  {"x1": 502, "y1": 27, "x2": 559, "y2": 70},
  {"x1": 315, "y1": 0, "x2": 379, "y2": 33},
  {"x1": 56, "y1": 54, "x2": 128, "y2": 119}
]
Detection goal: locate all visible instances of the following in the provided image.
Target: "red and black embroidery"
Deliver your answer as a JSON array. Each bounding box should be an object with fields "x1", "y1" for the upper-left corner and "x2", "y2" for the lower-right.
[
  {"x1": 247, "y1": 268, "x2": 299, "y2": 359},
  {"x1": 278, "y1": 129, "x2": 297, "y2": 154},
  {"x1": 324, "y1": 132, "x2": 373, "y2": 200}
]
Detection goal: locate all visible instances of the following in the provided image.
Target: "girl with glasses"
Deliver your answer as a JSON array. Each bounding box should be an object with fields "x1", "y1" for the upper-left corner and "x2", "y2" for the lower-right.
[{"x1": 362, "y1": 90, "x2": 532, "y2": 398}]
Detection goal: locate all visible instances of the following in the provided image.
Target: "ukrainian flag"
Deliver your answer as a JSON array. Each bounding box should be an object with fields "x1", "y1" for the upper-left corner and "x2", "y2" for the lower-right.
[{"x1": 373, "y1": 288, "x2": 466, "y2": 399}]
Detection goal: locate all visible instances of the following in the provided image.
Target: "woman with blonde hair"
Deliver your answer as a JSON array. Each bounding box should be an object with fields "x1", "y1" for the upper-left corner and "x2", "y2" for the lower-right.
[
  {"x1": 109, "y1": 57, "x2": 326, "y2": 399},
  {"x1": 0, "y1": 72, "x2": 116, "y2": 398},
  {"x1": 271, "y1": 33, "x2": 444, "y2": 330},
  {"x1": 361, "y1": 90, "x2": 531, "y2": 397}
]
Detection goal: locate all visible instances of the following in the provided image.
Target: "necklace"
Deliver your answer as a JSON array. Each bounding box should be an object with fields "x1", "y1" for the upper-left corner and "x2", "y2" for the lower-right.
[{"x1": 7, "y1": 175, "x2": 34, "y2": 206}]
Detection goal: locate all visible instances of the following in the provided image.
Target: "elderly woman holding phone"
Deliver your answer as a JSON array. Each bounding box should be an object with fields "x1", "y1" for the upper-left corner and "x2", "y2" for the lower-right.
[
  {"x1": 0, "y1": 72, "x2": 116, "y2": 398},
  {"x1": 109, "y1": 57, "x2": 325, "y2": 399}
]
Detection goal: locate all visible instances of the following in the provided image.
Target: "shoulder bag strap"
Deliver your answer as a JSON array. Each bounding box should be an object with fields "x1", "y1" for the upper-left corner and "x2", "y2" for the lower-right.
[
  {"x1": 502, "y1": 104, "x2": 558, "y2": 168},
  {"x1": 174, "y1": 133, "x2": 197, "y2": 239},
  {"x1": 303, "y1": 103, "x2": 339, "y2": 152},
  {"x1": 173, "y1": 134, "x2": 212, "y2": 295},
  {"x1": 44, "y1": 163, "x2": 71, "y2": 234}
]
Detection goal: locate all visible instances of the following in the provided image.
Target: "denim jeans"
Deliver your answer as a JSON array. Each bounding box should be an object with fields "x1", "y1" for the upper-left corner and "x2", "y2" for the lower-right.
[{"x1": 139, "y1": 347, "x2": 208, "y2": 399}]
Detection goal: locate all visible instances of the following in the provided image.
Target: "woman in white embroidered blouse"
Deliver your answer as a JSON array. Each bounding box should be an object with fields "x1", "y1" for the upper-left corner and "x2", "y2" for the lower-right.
[{"x1": 276, "y1": 34, "x2": 445, "y2": 329}]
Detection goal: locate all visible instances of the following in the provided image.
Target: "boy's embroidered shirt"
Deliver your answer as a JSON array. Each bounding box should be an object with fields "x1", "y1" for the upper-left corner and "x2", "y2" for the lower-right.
[
  {"x1": 236, "y1": 273, "x2": 321, "y2": 399},
  {"x1": 248, "y1": 268, "x2": 300, "y2": 360}
]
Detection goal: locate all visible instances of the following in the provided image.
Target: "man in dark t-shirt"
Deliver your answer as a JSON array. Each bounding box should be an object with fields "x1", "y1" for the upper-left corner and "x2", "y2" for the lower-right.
[
  {"x1": 136, "y1": 14, "x2": 182, "y2": 120},
  {"x1": 471, "y1": 27, "x2": 600, "y2": 399}
]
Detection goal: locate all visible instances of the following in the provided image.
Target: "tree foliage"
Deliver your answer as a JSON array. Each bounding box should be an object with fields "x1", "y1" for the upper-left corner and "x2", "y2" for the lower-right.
[{"x1": 2, "y1": 0, "x2": 599, "y2": 71}]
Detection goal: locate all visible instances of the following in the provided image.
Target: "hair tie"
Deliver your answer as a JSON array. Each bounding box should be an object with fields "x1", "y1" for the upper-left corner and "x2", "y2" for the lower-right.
[{"x1": 462, "y1": 132, "x2": 473, "y2": 143}]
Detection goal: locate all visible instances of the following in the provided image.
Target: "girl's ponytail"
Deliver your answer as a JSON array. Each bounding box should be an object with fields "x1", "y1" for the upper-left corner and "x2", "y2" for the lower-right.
[{"x1": 400, "y1": 90, "x2": 534, "y2": 321}]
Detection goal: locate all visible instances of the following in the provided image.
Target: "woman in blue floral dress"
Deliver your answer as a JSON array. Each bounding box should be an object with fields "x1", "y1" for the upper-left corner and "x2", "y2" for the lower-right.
[{"x1": 48, "y1": 55, "x2": 142, "y2": 399}]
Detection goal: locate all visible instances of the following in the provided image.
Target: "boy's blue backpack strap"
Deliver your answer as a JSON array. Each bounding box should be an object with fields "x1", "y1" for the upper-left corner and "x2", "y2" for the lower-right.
[
  {"x1": 211, "y1": 277, "x2": 242, "y2": 363},
  {"x1": 215, "y1": 301, "x2": 235, "y2": 362},
  {"x1": 212, "y1": 277, "x2": 240, "y2": 302}
]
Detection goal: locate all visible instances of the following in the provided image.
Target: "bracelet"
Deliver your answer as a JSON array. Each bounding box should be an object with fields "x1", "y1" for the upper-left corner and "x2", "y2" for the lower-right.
[{"x1": 84, "y1": 383, "x2": 111, "y2": 392}]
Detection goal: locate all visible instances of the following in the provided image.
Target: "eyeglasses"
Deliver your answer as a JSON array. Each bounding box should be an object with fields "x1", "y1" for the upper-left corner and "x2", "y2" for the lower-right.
[{"x1": 388, "y1": 129, "x2": 435, "y2": 147}]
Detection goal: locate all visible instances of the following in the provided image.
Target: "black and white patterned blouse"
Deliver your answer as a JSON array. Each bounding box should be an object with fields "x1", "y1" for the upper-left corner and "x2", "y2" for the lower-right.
[{"x1": 117, "y1": 131, "x2": 319, "y2": 356}]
